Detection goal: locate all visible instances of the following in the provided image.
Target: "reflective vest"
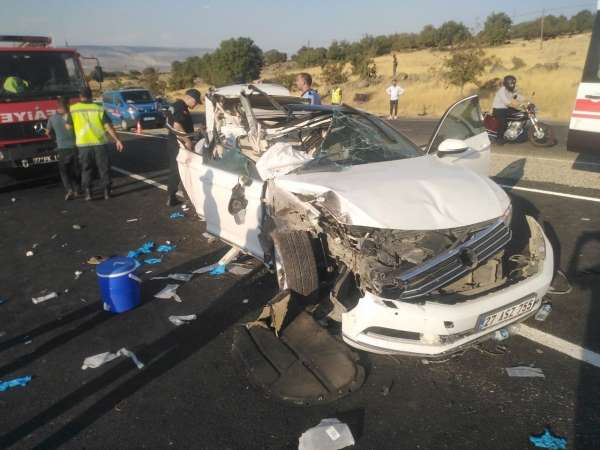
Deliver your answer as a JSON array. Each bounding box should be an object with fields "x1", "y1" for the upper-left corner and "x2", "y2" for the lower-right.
[
  {"x1": 331, "y1": 87, "x2": 342, "y2": 104},
  {"x1": 70, "y1": 102, "x2": 108, "y2": 146},
  {"x1": 3, "y1": 76, "x2": 29, "y2": 94}
]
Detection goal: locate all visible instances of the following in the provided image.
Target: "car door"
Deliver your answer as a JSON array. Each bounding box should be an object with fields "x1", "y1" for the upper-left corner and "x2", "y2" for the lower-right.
[
  {"x1": 426, "y1": 95, "x2": 491, "y2": 177},
  {"x1": 177, "y1": 146, "x2": 265, "y2": 260}
]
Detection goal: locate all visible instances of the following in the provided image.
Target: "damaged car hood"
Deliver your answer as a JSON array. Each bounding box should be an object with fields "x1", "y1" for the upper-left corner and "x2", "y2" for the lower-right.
[{"x1": 275, "y1": 155, "x2": 510, "y2": 230}]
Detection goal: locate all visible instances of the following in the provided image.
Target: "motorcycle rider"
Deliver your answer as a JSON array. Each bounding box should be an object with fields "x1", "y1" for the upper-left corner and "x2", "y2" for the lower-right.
[{"x1": 492, "y1": 75, "x2": 525, "y2": 145}]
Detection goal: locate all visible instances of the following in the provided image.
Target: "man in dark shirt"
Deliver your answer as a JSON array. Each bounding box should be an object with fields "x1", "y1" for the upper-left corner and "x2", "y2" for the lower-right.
[{"x1": 165, "y1": 88, "x2": 201, "y2": 206}]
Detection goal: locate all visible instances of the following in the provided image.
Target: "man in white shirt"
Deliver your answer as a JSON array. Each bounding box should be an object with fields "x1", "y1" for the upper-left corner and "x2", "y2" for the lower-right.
[
  {"x1": 386, "y1": 79, "x2": 405, "y2": 120},
  {"x1": 492, "y1": 75, "x2": 525, "y2": 145}
]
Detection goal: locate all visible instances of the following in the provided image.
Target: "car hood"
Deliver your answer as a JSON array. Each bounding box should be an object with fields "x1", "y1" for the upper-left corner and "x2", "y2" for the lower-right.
[{"x1": 274, "y1": 155, "x2": 510, "y2": 230}]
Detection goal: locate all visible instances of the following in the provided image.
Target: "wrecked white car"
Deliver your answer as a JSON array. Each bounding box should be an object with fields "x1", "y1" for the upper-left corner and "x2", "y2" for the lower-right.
[{"x1": 177, "y1": 83, "x2": 554, "y2": 357}]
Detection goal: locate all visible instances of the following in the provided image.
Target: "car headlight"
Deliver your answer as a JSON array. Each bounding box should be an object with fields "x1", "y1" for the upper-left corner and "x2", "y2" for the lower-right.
[
  {"x1": 127, "y1": 106, "x2": 137, "y2": 117},
  {"x1": 501, "y1": 203, "x2": 513, "y2": 227}
]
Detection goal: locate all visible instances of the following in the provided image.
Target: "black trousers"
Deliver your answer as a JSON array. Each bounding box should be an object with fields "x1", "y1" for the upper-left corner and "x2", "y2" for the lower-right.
[
  {"x1": 58, "y1": 147, "x2": 80, "y2": 192},
  {"x1": 79, "y1": 145, "x2": 111, "y2": 191},
  {"x1": 167, "y1": 137, "x2": 181, "y2": 198},
  {"x1": 493, "y1": 108, "x2": 509, "y2": 141},
  {"x1": 389, "y1": 100, "x2": 398, "y2": 117}
]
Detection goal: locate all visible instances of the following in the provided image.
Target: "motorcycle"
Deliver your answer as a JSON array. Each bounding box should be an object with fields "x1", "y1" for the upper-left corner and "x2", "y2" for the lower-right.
[{"x1": 484, "y1": 102, "x2": 557, "y2": 147}]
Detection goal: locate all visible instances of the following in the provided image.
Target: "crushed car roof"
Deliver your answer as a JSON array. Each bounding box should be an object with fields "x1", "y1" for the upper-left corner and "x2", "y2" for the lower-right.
[{"x1": 212, "y1": 83, "x2": 291, "y2": 98}]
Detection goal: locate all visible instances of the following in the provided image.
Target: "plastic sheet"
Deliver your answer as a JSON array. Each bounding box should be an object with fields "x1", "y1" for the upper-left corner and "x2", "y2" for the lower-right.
[
  {"x1": 256, "y1": 142, "x2": 312, "y2": 180},
  {"x1": 298, "y1": 418, "x2": 355, "y2": 450}
]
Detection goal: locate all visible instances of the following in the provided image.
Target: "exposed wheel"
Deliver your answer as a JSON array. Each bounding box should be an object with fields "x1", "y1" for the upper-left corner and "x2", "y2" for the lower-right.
[
  {"x1": 528, "y1": 123, "x2": 556, "y2": 147},
  {"x1": 272, "y1": 231, "x2": 319, "y2": 298},
  {"x1": 121, "y1": 120, "x2": 130, "y2": 131}
]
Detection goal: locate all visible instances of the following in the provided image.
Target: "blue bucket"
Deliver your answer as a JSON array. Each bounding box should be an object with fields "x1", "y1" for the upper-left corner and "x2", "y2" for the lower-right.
[{"x1": 96, "y1": 256, "x2": 141, "y2": 313}]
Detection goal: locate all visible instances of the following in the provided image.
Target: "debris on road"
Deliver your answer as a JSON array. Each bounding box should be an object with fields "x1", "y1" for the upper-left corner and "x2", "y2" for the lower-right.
[
  {"x1": 128, "y1": 241, "x2": 155, "y2": 258},
  {"x1": 581, "y1": 217, "x2": 591, "y2": 221},
  {"x1": 151, "y1": 273, "x2": 193, "y2": 282},
  {"x1": 298, "y1": 418, "x2": 355, "y2": 450},
  {"x1": 529, "y1": 428, "x2": 567, "y2": 449},
  {"x1": 81, "y1": 348, "x2": 144, "y2": 370},
  {"x1": 126, "y1": 218, "x2": 139, "y2": 223},
  {"x1": 74, "y1": 270, "x2": 83, "y2": 280},
  {"x1": 11, "y1": 197, "x2": 16, "y2": 203},
  {"x1": 72, "y1": 224, "x2": 82, "y2": 230},
  {"x1": 535, "y1": 303, "x2": 552, "y2": 321},
  {"x1": 169, "y1": 212, "x2": 184, "y2": 219},
  {"x1": 51, "y1": 234, "x2": 58, "y2": 240},
  {"x1": 168, "y1": 314, "x2": 197, "y2": 326},
  {"x1": 25, "y1": 250, "x2": 34, "y2": 257},
  {"x1": 32, "y1": 292, "x2": 58, "y2": 304},
  {"x1": 505, "y1": 366, "x2": 545, "y2": 378},
  {"x1": 144, "y1": 258, "x2": 162, "y2": 265},
  {"x1": 192, "y1": 264, "x2": 218, "y2": 274},
  {"x1": 157, "y1": 244, "x2": 176, "y2": 253},
  {"x1": 154, "y1": 284, "x2": 182, "y2": 303},
  {"x1": 227, "y1": 264, "x2": 254, "y2": 276},
  {"x1": 87, "y1": 256, "x2": 108, "y2": 265},
  {"x1": 202, "y1": 232, "x2": 216, "y2": 243},
  {"x1": 242, "y1": 298, "x2": 249, "y2": 304},
  {"x1": 0, "y1": 375, "x2": 32, "y2": 392},
  {"x1": 209, "y1": 265, "x2": 226, "y2": 276}
]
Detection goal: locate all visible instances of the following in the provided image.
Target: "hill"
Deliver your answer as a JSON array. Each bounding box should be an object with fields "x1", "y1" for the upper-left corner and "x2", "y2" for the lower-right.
[{"x1": 77, "y1": 45, "x2": 211, "y2": 72}]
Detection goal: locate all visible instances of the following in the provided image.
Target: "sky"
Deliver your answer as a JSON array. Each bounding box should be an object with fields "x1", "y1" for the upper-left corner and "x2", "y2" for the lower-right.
[{"x1": 2, "y1": 0, "x2": 597, "y2": 54}]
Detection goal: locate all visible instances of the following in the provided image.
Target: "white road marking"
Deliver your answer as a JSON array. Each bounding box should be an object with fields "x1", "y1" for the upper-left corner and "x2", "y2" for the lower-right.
[
  {"x1": 114, "y1": 163, "x2": 600, "y2": 369},
  {"x1": 517, "y1": 325, "x2": 600, "y2": 369},
  {"x1": 499, "y1": 184, "x2": 600, "y2": 203}
]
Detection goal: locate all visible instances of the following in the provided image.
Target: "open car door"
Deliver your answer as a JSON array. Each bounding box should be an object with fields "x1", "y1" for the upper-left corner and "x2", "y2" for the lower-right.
[{"x1": 426, "y1": 95, "x2": 491, "y2": 177}]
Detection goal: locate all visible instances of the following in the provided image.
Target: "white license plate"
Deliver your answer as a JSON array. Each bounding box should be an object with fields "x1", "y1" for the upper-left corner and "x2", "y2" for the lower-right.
[
  {"x1": 143, "y1": 117, "x2": 155, "y2": 121},
  {"x1": 477, "y1": 294, "x2": 539, "y2": 330}
]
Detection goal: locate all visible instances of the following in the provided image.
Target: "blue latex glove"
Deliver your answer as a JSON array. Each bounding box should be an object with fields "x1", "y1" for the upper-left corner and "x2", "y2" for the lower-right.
[
  {"x1": 529, "y1": 428, "x2": 567, "y2": 450},
  {"x1": 209, "y1": 264, "x2": 226, "y2": 276},
  {"x1": 144, "y1": 258, "x2": 163, "y2": 265},
  {"x1": 157, "y1": 244, "x2": 176, "y2": 253},
  {"x1": 0, "y1": 375, "x2": 32, "y2": 392},
  {"x1": 169, "y1": 212, "x2": 184, "y2": 219}
]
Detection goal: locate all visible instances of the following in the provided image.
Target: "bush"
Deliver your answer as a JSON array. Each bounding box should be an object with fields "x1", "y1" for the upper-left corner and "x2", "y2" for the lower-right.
[
  {"x1": 481, "y1": 13, "x2": 512, "y2": 46},
  {"x1": 321, "y1": 63, "x2": 348, "y2": 85},
  {"x1": 292, "y1": 46, "x2": 328, "y2": 68},
  {"x1": 267, "y1": 70, "x2": 298, "y2": 90},
  {"x1": 264, "y1": 49, "x2": 287, "y2": 66},
  {"x1": 511, "y1": 56, "x2": 527, "y2": 70},
  {"x1": 350, "y1": 53, "x2": 377, "y2": 80}
]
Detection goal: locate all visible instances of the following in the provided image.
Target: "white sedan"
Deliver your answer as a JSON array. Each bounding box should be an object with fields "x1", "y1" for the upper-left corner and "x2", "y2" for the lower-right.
[{"x1": 177, "y1": 83, "x2": 554, "y2": 357}]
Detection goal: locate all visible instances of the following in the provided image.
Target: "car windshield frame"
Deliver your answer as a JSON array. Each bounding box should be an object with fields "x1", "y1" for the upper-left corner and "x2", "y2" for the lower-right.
[
  {"x1": 292, "y1": 109, "x2": 424, "y2": 174},
  {"x1": 121, "y1": 90, "x2": 154, "y2": 104},
  {"x1": 0, "y1": 51, "x2": 85, "y2": 102}
]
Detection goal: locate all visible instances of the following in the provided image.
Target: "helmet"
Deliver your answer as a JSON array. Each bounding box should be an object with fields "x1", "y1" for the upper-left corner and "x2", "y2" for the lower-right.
[{"x1": 503, "y1": 75, "x2": 517, "y2": 92}]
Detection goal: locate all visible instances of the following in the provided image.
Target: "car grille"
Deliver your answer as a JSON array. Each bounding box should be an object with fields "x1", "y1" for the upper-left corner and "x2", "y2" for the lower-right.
[
  {"x1": 382, "y1": 219, "x2": 512, "y2": 300},
  {"x1": 1, "y1": 122, "x2": 42, "y2": 140}
]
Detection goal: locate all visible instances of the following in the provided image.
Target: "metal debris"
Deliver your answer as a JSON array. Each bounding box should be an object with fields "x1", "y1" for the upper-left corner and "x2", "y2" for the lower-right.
[
  {"x1": 32, "y1": 292, "x2": 58, "y2": 304},
  {"x1": 168, "y1": 314, "x2": 197, "y2": 326}
]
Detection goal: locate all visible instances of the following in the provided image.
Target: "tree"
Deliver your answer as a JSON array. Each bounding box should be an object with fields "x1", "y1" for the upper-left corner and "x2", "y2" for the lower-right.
[
  {"x1": 440, "y1": 47, "x2": 488, "y2": 93},
  {"x1": 293, "y1": 46, "x2": 328, "y2": 68},
  {"x1": 437, "y1": 21, "x2": 472, "y2": 47},
  {"x1": 264, "y1": 49, "x2": 287, "y2": 66},
  {"x1": 481, "y1": 12, "x2": 512, "y2": 46},
  {"x1": 570, "y1": 10, "x2": 594, "y2": 33},
  {"x1": 419, "y1": 25, "x2": 439, "y2": 48},
  {"x1": 350, "y1": 52, "x2": 377, "y2": 80},
  {"x1": 327, "y1": 40, "x2": 350, "y2": 61},
  {"x1": 141, "y1": 67, "x2": 166, "y2": 95},
  {"x1": 321, "y1": 62, "x2": 348, "y2": 85},
  {"x1": 205, "y1": 37, "x2": 264, "y2": 85}
]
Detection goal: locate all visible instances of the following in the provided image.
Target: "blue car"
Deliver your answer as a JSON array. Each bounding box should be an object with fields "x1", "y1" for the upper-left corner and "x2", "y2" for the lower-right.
[{"x1": 102, "y1": 88, "x2": 165, "y2": 131}]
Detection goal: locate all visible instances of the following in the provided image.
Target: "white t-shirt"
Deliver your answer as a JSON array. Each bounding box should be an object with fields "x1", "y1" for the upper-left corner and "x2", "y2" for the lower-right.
[
  {"x1": 492, "y1": 86, "x2": 524, "y2": 109},
  {"x1": 386, "y1": 85, "x2": 405, "y2": 101}
]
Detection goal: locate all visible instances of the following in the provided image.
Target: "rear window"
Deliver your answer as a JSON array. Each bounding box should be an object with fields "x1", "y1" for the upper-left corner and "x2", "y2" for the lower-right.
[
  {"x1": 582, "y1": 12, "x2": 600, "y2": 83},
  {"x1": 121, "y1": 90, "x2": 153, "y2": 103}
]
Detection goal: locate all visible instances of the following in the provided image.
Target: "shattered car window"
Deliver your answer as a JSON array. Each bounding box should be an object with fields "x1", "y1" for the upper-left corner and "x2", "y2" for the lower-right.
[{"x1": 295, "y1": 112, "x2": 422, "y2": 173}]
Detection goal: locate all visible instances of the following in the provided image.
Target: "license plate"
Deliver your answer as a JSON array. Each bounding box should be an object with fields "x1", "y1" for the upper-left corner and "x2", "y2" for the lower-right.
[
  {"x1": 143, "y1": 117, "x2": 155, "y2": 121},
  {"x1": 477, "y1": 294, "x2": 539, "y2": 330},
  {"x1": 19, "y1": 154, "x2": 58, "y2": 168}
]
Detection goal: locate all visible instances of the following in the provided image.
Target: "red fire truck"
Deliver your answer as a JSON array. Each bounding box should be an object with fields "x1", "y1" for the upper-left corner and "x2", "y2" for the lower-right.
[{"x1": 0, "y1": 35, "x2": 103, "y2": 184}]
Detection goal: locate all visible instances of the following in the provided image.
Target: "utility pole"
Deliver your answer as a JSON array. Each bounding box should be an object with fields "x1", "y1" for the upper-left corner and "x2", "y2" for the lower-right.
[{"x1": 539, "y1": 9, "x2": 545, "y2": 50}]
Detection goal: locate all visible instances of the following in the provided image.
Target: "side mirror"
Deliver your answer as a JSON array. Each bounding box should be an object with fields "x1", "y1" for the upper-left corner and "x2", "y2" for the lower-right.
[
  {"x1": 437, "y1": 138, "x2": 468, "y2": 157},
  {"x1": 90, "y1": 65, "x2": 104, "y2": 83}
]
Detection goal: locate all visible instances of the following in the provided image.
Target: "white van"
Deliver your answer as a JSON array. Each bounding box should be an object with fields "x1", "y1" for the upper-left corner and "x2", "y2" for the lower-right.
[{"x1": 568, "y1": 1, "x2": 600, "y2": 152}]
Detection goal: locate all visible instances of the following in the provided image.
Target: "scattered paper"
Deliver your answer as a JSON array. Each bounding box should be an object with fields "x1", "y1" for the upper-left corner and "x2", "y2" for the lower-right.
[
  {"x1": 74, "y1": 270, "x2": 83, "y2": 280},
  {"x1": 11, "y1": 197, "x2": 16, "y2": 203},
  {"x1": 81, "y1": 348, "x2": 144, "y2": 370},
  {"x1": 32, "y1": 292, "x2": 58, "y2": 304},
  {"x1": 529, "y1": 428, "x2": 567, "y2": 449},
  {"x1": 505, "y1": 366, "x2": 545, "y2": 378},
  {"x1": 154, "y1": 284, "x2": 182, "y2": 303},
  {"x1": 298, "y1": 418, "x2": 355, "y2": 450},
  {"x1": 126, "y1": 218, "x2": 139, "y2": 223},
  {"x1": 168, "y1": 314, "x2": 197, "y2": 326},
  {"x1": 0, "y1": 375, "x2": 32, "y2": 392},
  {"x1": 581, "y1": 217, "x2": 591, "y2": 221}
]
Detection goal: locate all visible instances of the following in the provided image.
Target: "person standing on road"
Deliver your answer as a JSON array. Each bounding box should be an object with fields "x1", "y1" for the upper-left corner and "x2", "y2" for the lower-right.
[
  {"x1": 492, "y1": 75, "x2": 524, "y2": 145},
  {"x1": 164, "y1": 88, "x2": 202, "y2": 207},
  {"x1": 46, "y1": 96, "x2": 80, "y2": 200},
  {"x1": 386, "y1": 79, "x2": 404, "y2": 120},
  {"x1": 68, "y1": 87, "x2": 124, "y2": 201},
  {"x1": 296, "y1": 73, "x2": 321, "y2": 105},
  {"x1": 331, "y1": 86, "x2": 342, "y2": 105}
]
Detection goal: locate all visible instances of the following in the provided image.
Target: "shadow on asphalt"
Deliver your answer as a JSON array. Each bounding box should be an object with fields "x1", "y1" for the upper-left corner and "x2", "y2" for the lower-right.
[{"x1": 0, "y1": 250, "x2": 274, "y2": 449}]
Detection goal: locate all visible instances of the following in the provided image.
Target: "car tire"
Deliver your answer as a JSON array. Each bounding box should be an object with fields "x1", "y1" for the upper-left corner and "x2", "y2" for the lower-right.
[
  {"x1": 121, "y1": 120, "x2": 130, "y2": 132},
  {"x1": 272, "y1": 231, "x2": 319, "y2": 298}
]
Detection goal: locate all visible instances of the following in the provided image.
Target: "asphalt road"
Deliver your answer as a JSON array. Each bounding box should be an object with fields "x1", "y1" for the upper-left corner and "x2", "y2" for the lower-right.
[{"x1": 1, "y1": 132, "x2": 600, "y2": 449}]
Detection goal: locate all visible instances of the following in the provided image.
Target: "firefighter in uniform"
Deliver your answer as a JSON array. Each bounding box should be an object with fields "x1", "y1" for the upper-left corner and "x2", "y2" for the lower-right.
[{"x1": 68, "y1": 87, "x2": 124, "y2": 200}]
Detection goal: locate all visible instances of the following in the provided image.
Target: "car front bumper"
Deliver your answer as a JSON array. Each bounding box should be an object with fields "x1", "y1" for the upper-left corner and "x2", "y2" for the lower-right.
[{"x1": 341, "y1": 217, "x2": 554, "y2": 357}]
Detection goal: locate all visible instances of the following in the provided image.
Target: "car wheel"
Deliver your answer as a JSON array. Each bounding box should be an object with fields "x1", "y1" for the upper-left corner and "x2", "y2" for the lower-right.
[
  {"x1": 121, "y1": 120, "x2": 130, "y2": 131},
  {"x1": 272, "y1": 231, "x2": 319, "y2": 298}
]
